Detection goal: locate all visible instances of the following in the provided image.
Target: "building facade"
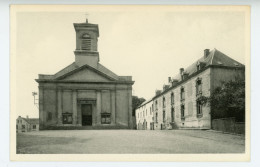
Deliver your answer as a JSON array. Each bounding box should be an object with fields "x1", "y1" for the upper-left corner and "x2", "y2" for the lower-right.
[
  {"x1": 16, "y1": 116, "x2": 39, "y2": 133},
  {"x1": 136, "y1": 49, "x2": 245, "y2": 130},
  {"x1": 36, "y1": 19, "x2": 134, "y2": 130}
]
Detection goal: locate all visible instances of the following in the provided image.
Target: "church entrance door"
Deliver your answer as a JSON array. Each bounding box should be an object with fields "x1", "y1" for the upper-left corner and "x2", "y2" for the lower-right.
[{"x1": 81, "y1": 104, "x2": 92, "y2": 126}]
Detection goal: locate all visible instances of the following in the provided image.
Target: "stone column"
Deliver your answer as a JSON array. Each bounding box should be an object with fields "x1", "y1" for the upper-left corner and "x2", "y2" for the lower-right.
[
  {"x1": 128, "y1": 86, "x2": 133, "y2": 129},
  {"x1": 111, "y1": 90, "x2": 116, "y2": 125},
  {"x1": 57, "y1": 89, "x2": 63, "y2": 125},
  {"x1": 96, "y1": 90, "x2": 101, "y2": 125},
  {"x1": 72, "y1": 90, "x2": 77, "y2": 125},
  {"x1": 38, "y1": 86, "x2": 44, "y2": 130}
]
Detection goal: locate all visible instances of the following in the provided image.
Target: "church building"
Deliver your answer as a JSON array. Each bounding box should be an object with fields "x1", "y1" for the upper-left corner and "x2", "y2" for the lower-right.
[{"x1": 36, "y1": 19, "x2": 134, "y2": 130}]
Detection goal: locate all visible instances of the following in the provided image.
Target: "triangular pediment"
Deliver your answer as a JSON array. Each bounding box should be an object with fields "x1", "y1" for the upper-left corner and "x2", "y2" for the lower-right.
[{"x1": 56, "y1": 65, "x2": 116, "y2": 82}]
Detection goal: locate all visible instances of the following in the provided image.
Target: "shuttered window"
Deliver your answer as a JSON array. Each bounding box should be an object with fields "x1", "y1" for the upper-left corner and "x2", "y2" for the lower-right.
[{"x1": 81, "y1": 39, "x2": 91, "y2": 51}]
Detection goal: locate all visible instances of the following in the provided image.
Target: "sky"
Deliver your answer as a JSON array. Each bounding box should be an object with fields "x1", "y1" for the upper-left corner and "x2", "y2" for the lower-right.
[{"x1": 13, "y1": 5, "x2": 248, "y2": 118}]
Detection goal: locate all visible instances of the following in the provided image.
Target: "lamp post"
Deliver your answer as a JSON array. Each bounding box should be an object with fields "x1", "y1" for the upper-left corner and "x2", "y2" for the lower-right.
[{"x1": 32, "y1": 92, "x2": 38, "y2": 108}]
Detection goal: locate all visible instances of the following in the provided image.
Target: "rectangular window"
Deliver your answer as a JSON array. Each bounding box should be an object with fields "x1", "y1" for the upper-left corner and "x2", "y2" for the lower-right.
[
  {"x1": 22, "y1": 125, "x2": 25, "y2": 129},
  {"x1": 163, "y1": 98, "x2": 166, "y2": 108},
  {"x1": 63, "y1": 113, "x2": 72, "y2": 124},
  {"x1": 33, "y1": 125, "x2": 36, "y2": 129},
  {"x1": 171, "y1": 93, "x2": 174, "y2": 104},
  {"x1": 181, "y1": 105, "x2": 185, "y2": 119},
  {"x1": 171, "y1": 107, "x2": 175, "y2": 122},
  {"x1": 163, "y1": 110, "x2": 166, "y2": 123},
  {"x1": 155, "y1": 113, "x2": 158, "y2": 123},
  {"x1": 196, "y1": 79, "x2": 202, "y2": 95},
  {"x1": 197, "y1": 101, "x2": 203, "y2": 116},
  {"x1": 81, "y1": 39, "x2": 91, "y2": 50},
  {"x1": 16, "y1": 125, "x2": 18, "y2": 129},
  {"x1": 181, "y1": 87, "x2": 185, "y2": 100},
  {"x1": 101, "y1": 113, "x2": 111, "y2": 124}
]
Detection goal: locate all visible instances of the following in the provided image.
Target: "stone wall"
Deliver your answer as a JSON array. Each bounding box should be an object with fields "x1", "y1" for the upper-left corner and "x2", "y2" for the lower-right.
[
  {"x1": 212, "y1": 117, "x2": 245, "y2": 134},
  {"x1": 153, "y1": 68, "x2": 211, "y2": 129}
]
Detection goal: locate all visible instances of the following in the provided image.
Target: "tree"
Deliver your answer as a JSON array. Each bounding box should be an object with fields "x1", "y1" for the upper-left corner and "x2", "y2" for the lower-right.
[
  {"x1": 207, "y1": 78, "x2": 245, "y2": 122},
  {"x1": 132, "y1": 96, "x2": 146, "y2": 116}
]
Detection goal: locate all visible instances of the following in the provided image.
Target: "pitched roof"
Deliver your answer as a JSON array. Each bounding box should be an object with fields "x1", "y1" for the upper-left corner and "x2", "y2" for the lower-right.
[
  {"x1": 172, "y1": 48, "x2": 244, "y2": 81},
  {"x1": 136, "y1": 48, "x2": 245, "y2": 109},
  {"x1": 25, "y1": 118, "x2": 39, "y2": 125},
  {"x1": 18, "y1": 117, "x2": 39, "y2": 125},
  {"x1": 37, "y1": 62, "x2": 123, "y2": 81}
]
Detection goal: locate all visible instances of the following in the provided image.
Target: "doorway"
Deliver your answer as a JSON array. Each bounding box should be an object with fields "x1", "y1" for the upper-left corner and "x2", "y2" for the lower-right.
[{"x1": 81, "y1": 104, "x2": 92, "y2": 126}]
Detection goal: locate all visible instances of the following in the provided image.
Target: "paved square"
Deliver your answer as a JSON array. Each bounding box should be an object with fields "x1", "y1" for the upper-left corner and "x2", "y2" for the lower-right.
[{"x1": 17, "y1": 130, "x2": 245, "y2": 154}]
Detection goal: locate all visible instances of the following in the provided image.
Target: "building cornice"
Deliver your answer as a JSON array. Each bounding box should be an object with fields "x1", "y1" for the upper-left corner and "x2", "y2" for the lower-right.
[{"x1": 35, "y1": 79, "x2": 134, "y2": 85}]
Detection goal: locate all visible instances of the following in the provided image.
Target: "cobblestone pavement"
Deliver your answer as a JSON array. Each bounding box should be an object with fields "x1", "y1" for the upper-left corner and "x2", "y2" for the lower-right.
[{"x1": 16, "y1": 130, "x2": 245, "y2": 154}]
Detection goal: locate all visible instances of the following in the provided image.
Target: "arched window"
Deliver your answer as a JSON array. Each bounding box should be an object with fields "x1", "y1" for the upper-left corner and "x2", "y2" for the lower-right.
[{"x1": 81, "y1": 33, "x2": 91, "y2": 51}]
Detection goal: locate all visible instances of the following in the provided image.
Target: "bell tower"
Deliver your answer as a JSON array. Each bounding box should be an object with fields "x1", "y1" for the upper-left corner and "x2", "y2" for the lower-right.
[{"x1": 74, "y1": 19, "x2": 99, "y2": 67}]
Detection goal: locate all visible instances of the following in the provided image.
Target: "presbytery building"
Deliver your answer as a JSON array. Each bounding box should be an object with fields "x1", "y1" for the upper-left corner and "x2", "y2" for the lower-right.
[
  {"x1": 136, "y1": 49, "x2": 245, "y2": 130},
  {"x1": 36, "y1": 19, "x2": 134, "y2": 130}
]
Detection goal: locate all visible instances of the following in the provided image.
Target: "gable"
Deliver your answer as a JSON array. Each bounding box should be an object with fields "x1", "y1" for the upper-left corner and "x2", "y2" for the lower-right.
[{"x1": 58, "y1": 67, "x2": 113, "y2": 82}]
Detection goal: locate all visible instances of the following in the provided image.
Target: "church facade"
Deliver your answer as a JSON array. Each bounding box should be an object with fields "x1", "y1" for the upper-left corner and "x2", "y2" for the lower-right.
[
  {"x1": 36, "y1": 19, "x2": 134, "y2": 130},
  {"x1": 136, "y1": 49, "x2": 245, "y2": 130}
]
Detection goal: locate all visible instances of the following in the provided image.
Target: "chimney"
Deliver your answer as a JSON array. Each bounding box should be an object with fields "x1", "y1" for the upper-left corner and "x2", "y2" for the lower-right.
[
  {"x1": 204, "y1": 49, "x2": 210, "y2": 59},
  {"x1": 179, "y1": 68, "x2": 184, "y2": 75},
  {"x1": 168, "y1": 77, "x2": 172, "y2": 84},
  {"x1": 26, "y1": 115, "x2": 29, "y2": 119}
]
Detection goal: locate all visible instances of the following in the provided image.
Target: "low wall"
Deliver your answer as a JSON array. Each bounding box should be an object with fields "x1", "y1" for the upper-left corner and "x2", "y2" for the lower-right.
[{"x1": 212, "y1": 117, "x2": 245, "y2": 134}]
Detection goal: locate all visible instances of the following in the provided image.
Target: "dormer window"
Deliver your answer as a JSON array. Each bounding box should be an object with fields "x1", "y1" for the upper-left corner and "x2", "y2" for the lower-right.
[
  {"x1": 197, "y1": 64, "x2": 200, "y2": 71},
  {"x1": 197, "y1": 61, "x2": 202, "y2": 71},
  {"x1": 81, "y1": 33, "x2": 91, "y2": 51}
]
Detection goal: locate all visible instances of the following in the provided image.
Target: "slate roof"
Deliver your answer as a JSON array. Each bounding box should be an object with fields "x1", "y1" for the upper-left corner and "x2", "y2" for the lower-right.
[
  {"x1": 19, "y1": 117, "x2": 39, "y2": 125},
  {"x1": 25, "y1": 118, "x2": 39, "y2": 125},
  {"x1": 136, "y1": 48, "x2": 245, "y2": 109},
  {"x1": 172, "y1": 48, "x2": 244, "y2": 81}
]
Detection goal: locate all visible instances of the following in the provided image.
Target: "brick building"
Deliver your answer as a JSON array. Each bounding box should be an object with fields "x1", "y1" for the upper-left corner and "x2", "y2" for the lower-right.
[
  {"x1": 136, "y1": 49, "x2": 245, "y2": 130},
  {"x1": 36, "y1": 19, "x2": 134, "y2": 130}
]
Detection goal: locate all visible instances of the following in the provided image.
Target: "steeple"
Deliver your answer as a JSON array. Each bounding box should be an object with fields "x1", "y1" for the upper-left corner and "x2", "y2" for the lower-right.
[{"x1": 73, "y1": 19, "x2": 99, "y2": 67}]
